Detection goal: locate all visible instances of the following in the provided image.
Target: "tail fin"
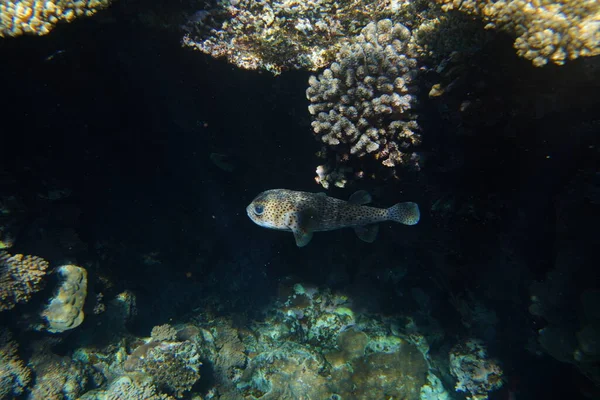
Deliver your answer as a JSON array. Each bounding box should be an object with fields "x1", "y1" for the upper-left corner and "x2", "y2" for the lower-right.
[{"x1": 387, "y1": 202, "x2": 420, "y2": 225}]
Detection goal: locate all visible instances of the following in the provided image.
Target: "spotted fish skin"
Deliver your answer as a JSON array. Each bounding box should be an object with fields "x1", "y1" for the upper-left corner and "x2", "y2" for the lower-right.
[{"x1": 246, "y1": 189, "x2": 419, "y2": 247}]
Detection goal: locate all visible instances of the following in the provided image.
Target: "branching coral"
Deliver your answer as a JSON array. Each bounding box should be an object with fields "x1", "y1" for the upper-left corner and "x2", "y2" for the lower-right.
[
  {"x1": 0, "y1": 328, "x2": 31, "y2": 398},
  {"x1": 0, "y1": 0, "x2": 114, "y2": 37},
  {"x1": 306, "y1": 19, "x2": 421, "y2": 188},
  {"x1": 437, "y1": 0, "x2": 600, "y2": 66},
  {"x1": 0, "y1": 251, "x2": 49, "y2": 312}
]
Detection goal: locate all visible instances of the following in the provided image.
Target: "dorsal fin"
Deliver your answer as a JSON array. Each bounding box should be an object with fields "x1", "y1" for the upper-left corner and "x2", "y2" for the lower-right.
[
  {"x1": 349, "y1": 190, "x2": 372, "y2": 205},
  {"x1": 354, "y1": 224, "x2": 379, "y2": 243}
]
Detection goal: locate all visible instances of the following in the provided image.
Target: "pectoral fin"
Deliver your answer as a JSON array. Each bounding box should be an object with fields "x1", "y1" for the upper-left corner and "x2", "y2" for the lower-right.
[
  {"x1": 349, "y1": 190, "x2": 372, "y2": 205},
  {"x1": 285, "y1": 209, "x2": 318, "y2": 247},
  {"x1": 292, "y1": 229, "x2": 313, "y2": 247},
  {"x1": 354, "y1": 224, "x2": 379, "y2": 243}
]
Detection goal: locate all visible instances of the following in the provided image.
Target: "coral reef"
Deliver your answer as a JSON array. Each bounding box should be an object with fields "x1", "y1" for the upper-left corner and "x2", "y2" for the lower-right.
[
  {"x1": 181, "y1": 0, "x2": 487, "y2": 74},
  {"x1": 140, "y1": 341, "x2": 200, "y2": 397},
  {"x1": 182, "y1": 0, "x2": 402, "y2": 74},
  {"x1": 240, "y1": 342, "x2": 332, "y2": 399},
  {"x1": 124, "y1": 325, "x2": 201, "y2": 397},
  {"x1": 0, "y1": 328, "x2": 31, "y2": 399},
  {"x1": 275, "y1": 282, "x2": 356, "y2": 348},
  {"x1": 151, "y1": 324, "x2": 178, "y2": 342},
  {"x1": 0, "y1": 0, "x2": 115, "y2": 37},
  {"x1": 449, "y1": 339, "x2": 503, "y2": 400},
  {"x1": 306, "y1": 19, "x2": 421, "y2": 188},
  {"x1": 420, "y1": 371, "x2": 451, "y2": 400},
  {"x1": 437, "y1": 0, "x2": 600, "y2": 66},
  {"x1": 0, "y1": 251, "x2": 49, "y2": 311},
  {"x1": 102, "y1": 374, "x2": 175, "y2": 400},
  {"x1": 40, "y1": 264, "x2": 88, "y2": 333},
  {"x1": 28, "y1": 338, "x2": 102, "y2": 400},
  {"x1": 344, "y1": 344, "x2": 428, "y2": 400},
  {"x1": 2, "y1": 277, "x2": 449, "y2": 400}
]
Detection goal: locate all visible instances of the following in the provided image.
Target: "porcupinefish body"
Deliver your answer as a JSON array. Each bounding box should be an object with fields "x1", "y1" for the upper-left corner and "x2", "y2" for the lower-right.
[{"x1": 246, "y1": 189, "x2": 420, "y2": 247}]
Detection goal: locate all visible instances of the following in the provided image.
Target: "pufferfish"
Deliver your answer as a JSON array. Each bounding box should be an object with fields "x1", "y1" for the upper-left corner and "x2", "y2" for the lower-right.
[{"x1": 246, "y1": 189, "x2": 420, "y2": 247}]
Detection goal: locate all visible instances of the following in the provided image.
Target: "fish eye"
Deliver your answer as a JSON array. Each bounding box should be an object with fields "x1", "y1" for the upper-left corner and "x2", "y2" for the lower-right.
[{"x1": 254, "y1": 204, "x2": 264, "y2": 215}]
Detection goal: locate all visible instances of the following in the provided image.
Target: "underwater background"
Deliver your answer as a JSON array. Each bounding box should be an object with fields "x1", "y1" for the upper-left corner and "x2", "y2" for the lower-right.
[{"x1": 0, "y1": 0, "x2": 599, "y2": 399}]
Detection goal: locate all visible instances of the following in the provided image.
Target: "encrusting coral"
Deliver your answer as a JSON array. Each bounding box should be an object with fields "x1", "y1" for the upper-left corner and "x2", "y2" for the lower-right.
[
  {"x1": 306, "y1": 19, "x2": 421, "y2": 188},
  {"x1": 437, "y1": 0, "x2": 600, "y2": 66},
  {"x1": 0, "y1": 0, "x2": 114, "y2": 37},
  {"x1": 0, "y1": 251, "x2": 49, "y2": 311}
]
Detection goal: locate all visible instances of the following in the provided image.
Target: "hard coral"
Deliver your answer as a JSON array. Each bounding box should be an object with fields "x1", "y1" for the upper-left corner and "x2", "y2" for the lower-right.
[
  {"x1": 349, "y1": 346, "x2": 428, "y2": 400},
  {"x1": 0, "y1": 0, "x2": 115, "y2": 37},
  {"x1": 306, "y1": 19, "x2": 421, "y2": 188},
  {"x1": 437, "y1": 0, "x2": 600, "y2": 66},
  {"x1": 449, "y1": 339, "x2": 503, "y2": 400},
  {"x1": 143, "y1": 341, "x2": 201, "y2": 397},
  {"x1": 0, "y1": 251, "x2": 49, "y2": 312},
  {"x1": 40, "y1": 264, "x2": 88, "y2": 333},
  {"x1": 103, "y1": 374, "x2": 175, "y2": 400},
  {"x1": 240, "y1": 342, "x2": 332, "y2": 399},
  {"x1": 151, "y1": 324, "x2": 178, "y2": 342},
  {"x1": 125, "y1": 337, "x2": 201, "y2": 397},
  {"x1": 0, "y1": 328, "x2": 31, "y2": 399},
  {"x1": 182, "y1": 0, "x2": 408, "y2": 74},
  {"x1": 28, "y1": 347, "x2": 99, "y2": 400}
]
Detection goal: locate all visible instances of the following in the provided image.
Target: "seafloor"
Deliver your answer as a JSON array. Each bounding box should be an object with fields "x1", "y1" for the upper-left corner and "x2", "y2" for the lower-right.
[{"x1": 0, "y1": 1, "x2": 599, "y2": 400}]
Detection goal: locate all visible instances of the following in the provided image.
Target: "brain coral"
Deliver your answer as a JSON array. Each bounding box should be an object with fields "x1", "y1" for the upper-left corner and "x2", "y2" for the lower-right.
[
  {"x1": 0, "y1": 0, "x2": 114, "y2": 37},
  {"x1": 437, "y1": 0, "x2": 600, "y2": 66},
  {"x1": 0, "y1": 251, "x2": 49, "y2": 311},
  {"x1": 306, "y1": 19, "x2": 421, "y2": 188}
]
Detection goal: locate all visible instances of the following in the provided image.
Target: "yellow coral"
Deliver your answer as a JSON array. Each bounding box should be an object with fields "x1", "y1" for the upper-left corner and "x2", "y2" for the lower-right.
[
  {"x1": 40, "y1": 264, "x2": 88, "y2": 333},
  {"x1": 0, "y1": 0, "x2": 114, "y2": 37},
  {"x1": 0, "y1": 251, "x2": 49, "y2": 311},
  {"x1": 437, "y1": 0, "x2": 600, "y2": 66}
]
